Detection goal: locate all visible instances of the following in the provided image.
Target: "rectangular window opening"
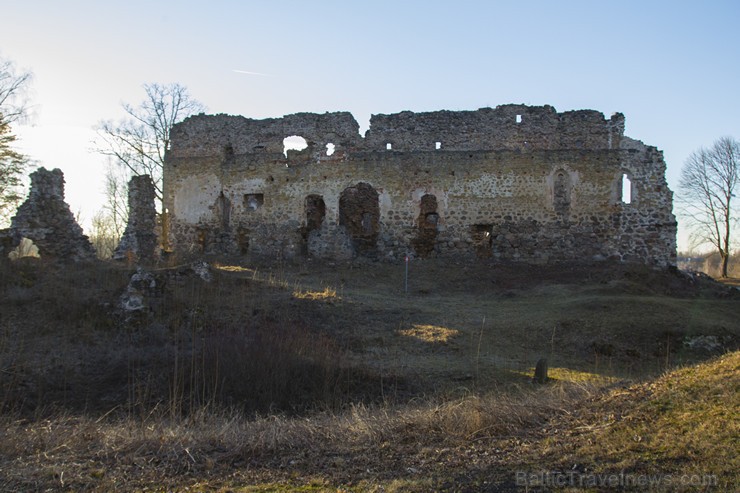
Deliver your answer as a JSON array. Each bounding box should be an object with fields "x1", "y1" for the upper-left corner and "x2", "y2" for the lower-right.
[
  {"x1": 622, "y1": 174, "x2": 632, "y2": 204},
  {"x1": 244, "y1": 193, "x2": 264, "y2": 210}
]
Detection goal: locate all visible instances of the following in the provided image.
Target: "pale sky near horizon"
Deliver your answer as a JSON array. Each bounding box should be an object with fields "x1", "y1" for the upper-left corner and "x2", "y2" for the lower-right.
[{"x1": 2, "y1": 0, "x2": 739, "y2": 251}]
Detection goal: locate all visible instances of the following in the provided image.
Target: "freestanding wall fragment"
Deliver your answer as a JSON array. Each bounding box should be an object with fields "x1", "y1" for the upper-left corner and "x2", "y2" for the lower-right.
[
  {"x1": 114, "y1": 174, "x2": 158, "y2": 263},
  {"x1": 163, "y1": 105, "x2": 677, "y2": 266},
  {"x1": 8, "y1": 167, "x2": 96, "y2": 261}
]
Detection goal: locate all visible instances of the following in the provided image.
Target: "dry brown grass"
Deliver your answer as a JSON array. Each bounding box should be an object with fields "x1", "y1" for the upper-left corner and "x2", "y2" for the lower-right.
[
  {"x1": 1, "y1": 257, "x2": 738, "y2": 490},
  {"x1": 292, "y1": 286, "x2": 339, "y2": 302},
  {"x1": 397, "y1": 324, "x2": 460, "y2": 344},
  {"x1": 0, "y1": 380, "x2": 599, "y2": 491}
]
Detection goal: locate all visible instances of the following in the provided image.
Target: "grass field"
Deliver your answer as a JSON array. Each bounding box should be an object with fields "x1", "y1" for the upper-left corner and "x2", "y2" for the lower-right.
[{"x1": 0, "y1": 256, "x2": 737, "y2": 491}]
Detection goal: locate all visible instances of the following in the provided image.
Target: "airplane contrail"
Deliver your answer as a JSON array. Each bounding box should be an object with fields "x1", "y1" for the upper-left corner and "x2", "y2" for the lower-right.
[{"x1": 232, "y1": 69, "x2": 273, "y2": 77}]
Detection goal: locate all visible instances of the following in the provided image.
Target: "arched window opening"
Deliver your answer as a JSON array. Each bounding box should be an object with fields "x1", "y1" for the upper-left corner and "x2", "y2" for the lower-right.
[
  {"x1": 305, "y1": 194, "x2": 326, "y2": 232},
  {"x1": 412, "y1": 194, "x2": 439, "y2": 257},
  {"x1": 8, "y1": 237, "x2": 40, "y2": 260},
  {"x1": 339, "y1": 182, "x2": 380, "y2": 255}
]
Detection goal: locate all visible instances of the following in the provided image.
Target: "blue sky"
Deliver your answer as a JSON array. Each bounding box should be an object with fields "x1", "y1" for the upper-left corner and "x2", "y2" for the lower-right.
[{"x1": 2, "y1": 0, "x2": 739, "y2": 249}]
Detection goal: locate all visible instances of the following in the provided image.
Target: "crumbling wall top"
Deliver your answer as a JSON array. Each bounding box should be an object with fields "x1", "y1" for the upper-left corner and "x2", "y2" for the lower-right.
[
  {"x1": 28, "y1": 167, "x2": 65, "y2": 201},
  {"x1": 366, "y1": 105, "x2": 624, "y2": 151},
  {"x1": 167, "y1": 104, "x2": 626, "y2": 159},
  {"x1": 168, "y1": 111, "x2": 362, "y2": 158}
]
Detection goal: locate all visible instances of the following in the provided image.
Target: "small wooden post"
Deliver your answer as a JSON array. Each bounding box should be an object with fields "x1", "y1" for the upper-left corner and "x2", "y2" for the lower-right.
[{"x1": 533, "y1": 357, "x2": 548, "y2": 384}]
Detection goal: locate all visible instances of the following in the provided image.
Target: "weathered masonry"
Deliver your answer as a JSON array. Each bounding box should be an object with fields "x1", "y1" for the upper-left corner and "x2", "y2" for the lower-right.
[
  {"x1": 2, "y1": 168, "x2": 95, "y2": 261},
  {"x1": 163, "y1": 104, "x2": 677, "y2": 266}
]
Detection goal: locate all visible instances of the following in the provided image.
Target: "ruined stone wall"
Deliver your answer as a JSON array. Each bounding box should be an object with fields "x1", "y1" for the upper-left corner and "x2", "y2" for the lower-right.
[
  {"x1": 163, "y1": 105, "x2": 676, "y2": 266},
  {"x1": 113, "y1": 174, "x2": 158, "y2": 263},
  {"x1": 6, "y1": 168, "x2": 95, "y2": 261}
]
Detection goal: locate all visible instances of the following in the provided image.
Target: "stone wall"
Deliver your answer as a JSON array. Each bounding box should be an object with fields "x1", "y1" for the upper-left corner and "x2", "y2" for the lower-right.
[
  {"x1": 163, "y1": 105, "x2": 676, "y2": 266},
  {"x1": 113, "y1": 174, "x2": 158, "y2": 263},
  {"x1": 5, "y1": 168, "x2": 95, "y2": 261}
]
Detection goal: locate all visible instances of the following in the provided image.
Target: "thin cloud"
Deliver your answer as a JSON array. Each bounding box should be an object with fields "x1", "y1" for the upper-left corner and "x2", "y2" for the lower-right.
[{"x1": 232, "y1": 69, "x2": 273, "y2": 77}]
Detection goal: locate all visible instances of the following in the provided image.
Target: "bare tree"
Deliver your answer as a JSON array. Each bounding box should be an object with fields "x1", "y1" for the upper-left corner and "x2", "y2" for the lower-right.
[
  {"x1": 89, "y1": 209, "x2": 120, "y2": 259},
  {"x1": 103, "y1": 160, "x2": 129, "y2": 239},
  {"x1": 0, "y1": 55, "x2": 33, "y2": 225},
  {"x1": 679, "y1": 136, "x2": 740, "y2": 278},
  {"x1": 0, "y1": 56, "x2": 33, "y2": 125},
  {"x1": 94, "y1": 83, "x2": 205, "y2": 209}
]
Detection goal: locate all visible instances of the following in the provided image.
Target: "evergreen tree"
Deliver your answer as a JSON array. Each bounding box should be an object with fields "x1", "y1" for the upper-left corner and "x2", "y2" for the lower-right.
[{"x1": 0, "y1": 113, "x2": 27, "y2": 225}]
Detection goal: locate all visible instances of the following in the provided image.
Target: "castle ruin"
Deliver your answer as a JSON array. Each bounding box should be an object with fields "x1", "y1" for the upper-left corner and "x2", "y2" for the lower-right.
[
  {"x1": 3, "y1": 168, "x2": 96, "y2": 261},
  {"x1": 163, "y1": 104, "x2": 677, "y2": 265}
]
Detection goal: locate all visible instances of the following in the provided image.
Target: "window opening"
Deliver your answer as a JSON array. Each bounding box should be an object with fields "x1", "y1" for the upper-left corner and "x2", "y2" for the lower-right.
[
  {"x1": 339, "y1": 183, "x2": 380, "y2": 255},
  {"x1": 222, "y1": 144, "x2": 235, "y2": 162},
  {"x1": 244, "y1": 193, "x2": 264, "y2": 210},
  {"x1": 216, "y1": 192, "x2": 231, "y2": 230},
  {"x1": 412, "y1": 194, "x2": 439, "y2": 258},
  {"x1": 302, "y1": 194, "x2": 326, "y2": 254},
  {"x1": 8, "y1": 237, "x2": 40, "y2": 260},
  {"x1": 622, "y1": 174, "x2": 632, "y2": 204},
  {"x1": 472, "y1": 224, "x2": 494, "y2": 258},
  {"x1": 283, "y1": 135, "x2": 308, "y2": 157},
  {"x1": 386, "y1": 143, "x2": 392, "y2": 150},
  {"x1": 305, "y1": 194, "x2": 326, "y2": 232},
  {"x1": 553, "y1": 170, "x2": 572, "y2": 216},
  {"x1": 326, "y1": 143, "x2": 335, "y2": 156},
  {"x1": 237, "y1": 227, "x2": 250, "y2": 254},
  {"x1": 435, "y1": 141, "x2": 442, "y2": 150},
  {"x1": 516, "y1": 114, "x2": 522, "y2": 124}
]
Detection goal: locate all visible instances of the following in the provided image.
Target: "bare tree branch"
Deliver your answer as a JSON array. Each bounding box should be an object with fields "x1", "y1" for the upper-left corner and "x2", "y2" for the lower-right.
[{"x1": 0, "y1": 57, "x2": 33, "y2": 124}]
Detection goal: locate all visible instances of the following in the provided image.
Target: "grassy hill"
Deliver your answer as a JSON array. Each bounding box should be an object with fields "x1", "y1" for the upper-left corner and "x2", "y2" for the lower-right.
[
  {"x1": 510, "y1": 350, "x2": 738, "y2": 492},
  {"x1": 0, "y1": 257, "x2": 737, "y2": 491}
]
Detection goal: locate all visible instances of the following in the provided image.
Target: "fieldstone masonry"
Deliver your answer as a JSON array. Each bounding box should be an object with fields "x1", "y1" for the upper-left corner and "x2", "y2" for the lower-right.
[
  {"x1": 5, "y1": 168, "x2": 95, "y2": 261},
  {"x1": 113, "y1": 174, "x2": 158, "y2": 263},
  {"x1": 162, "y1": 104, "x2": 677, "y2": 266}
]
